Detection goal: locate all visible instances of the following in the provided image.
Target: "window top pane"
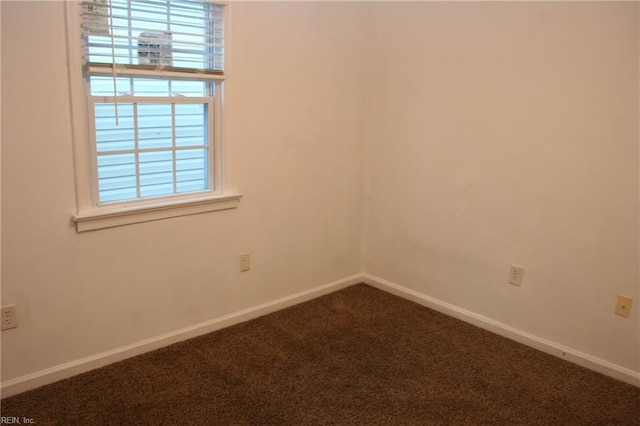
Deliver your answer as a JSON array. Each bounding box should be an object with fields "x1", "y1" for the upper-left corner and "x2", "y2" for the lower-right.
[{"x1": 90, "y1": 76, "x2": 208, "y2": 97}]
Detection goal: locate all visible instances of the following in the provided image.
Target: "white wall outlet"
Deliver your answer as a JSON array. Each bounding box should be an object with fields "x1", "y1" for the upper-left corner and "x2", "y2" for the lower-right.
[
  {"x1": 1, "y1": 305, "x2": 18, "y2": 330},
  {"x1": 508, "y1": 265, "x2": 524, "y2": 286},
  {"x1": 239, "y1": 252, "x2": 250, "y2": 272},
  {"x1": 614, "y1": 295, "x2": 632, "y2": 318}
]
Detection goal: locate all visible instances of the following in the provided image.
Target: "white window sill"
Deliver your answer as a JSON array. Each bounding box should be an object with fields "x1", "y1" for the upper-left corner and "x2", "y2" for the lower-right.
[{"x1": 73, "y1": 193, "x2": 242, "y2": 232}]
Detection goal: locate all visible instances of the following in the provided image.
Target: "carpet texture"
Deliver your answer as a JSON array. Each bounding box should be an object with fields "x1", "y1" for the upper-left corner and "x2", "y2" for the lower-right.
[{"x1": 2, "y1": 284, "x2": 639, "y2": 425}]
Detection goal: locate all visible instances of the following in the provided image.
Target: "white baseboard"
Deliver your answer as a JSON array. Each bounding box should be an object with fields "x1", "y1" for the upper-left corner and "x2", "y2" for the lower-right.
[
  {"x1": 361, "y1": 273, "x2": 640, "y2": 387},
  {"x1": 3, "y1": 272, "x2": 638, "y2": 398},
  {"x1": 0, "y1": 274, "x2": 363, "y2": 398}
]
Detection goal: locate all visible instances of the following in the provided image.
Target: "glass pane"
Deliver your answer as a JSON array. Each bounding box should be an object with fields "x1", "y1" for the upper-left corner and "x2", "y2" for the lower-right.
[
  {"x1": 171, "y1": 81, "x2": 206, "y2": 96},
  {"x1": 137, "y1": 104, "x2": 172, "y2": 149},
  {"x1": 97, "y1": 153, "x2": 137, "y2": 202},
  {"x1": 133, "y1": 78, "x2": 170, "y2": 96},
  {"x1": 176, "y1": 180, "x2": 206, "y2": 193},
  {"x1": 99, "y1": 187, "x2": 138, "y2": 203},
  {"x1": 175, "y1": 104, "x2": 206, "y2": 147},
  {"x1": 90, "y1": 76, "x2": 132, "y2": 96},
  {"x1": 176, "y1": 149, "x2": 207, "y2": 192},
  {"x1": 94, "y1": 104, "x2": 135, "y2": 152},
  {"x1": 139, "y1": 151, "x2": 174, "y2": 198},
  {"x1": 90, "y1": 78, "x2": 209, "y2": 97},
  {"x1": 139, "y1": 151, "x2": 173, "y2": 174}
]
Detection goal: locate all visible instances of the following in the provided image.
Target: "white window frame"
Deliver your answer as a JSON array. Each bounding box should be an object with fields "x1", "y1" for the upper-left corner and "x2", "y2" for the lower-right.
[{"x1": 65, "y1": 0, "x2": 240, "y2": 232}]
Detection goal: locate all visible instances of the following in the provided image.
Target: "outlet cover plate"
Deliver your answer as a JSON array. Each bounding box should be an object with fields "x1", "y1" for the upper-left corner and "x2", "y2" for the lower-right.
[
  {"x1": 239, "y1": 252, "x2": 250, "y2": 272},
  {"x1": 1, "y1": 305, "x2": 18, "y2": 331},
  {"x1": 615, "y1": 295, "x2": 633, "y2": 318},
  {"x1": 508, "y1": 265, "x2": 524, "y2": 286}
]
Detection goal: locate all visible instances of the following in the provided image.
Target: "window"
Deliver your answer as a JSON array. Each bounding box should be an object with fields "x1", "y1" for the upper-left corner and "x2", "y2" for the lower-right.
[{"x1": 68, "y1": 0, "x2": 240, "y2": 231}]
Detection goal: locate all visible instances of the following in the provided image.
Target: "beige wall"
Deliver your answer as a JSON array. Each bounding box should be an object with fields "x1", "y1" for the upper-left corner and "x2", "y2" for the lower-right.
[
  {"x1": 363, "y1": 2, "x2": 639, "y2": 371},
  {"x1": 1, "y1": 0, "x2": 638, "y2": 384},
  {"x1": 0, "y1": 1, "x2": 365, "y2": 381}
]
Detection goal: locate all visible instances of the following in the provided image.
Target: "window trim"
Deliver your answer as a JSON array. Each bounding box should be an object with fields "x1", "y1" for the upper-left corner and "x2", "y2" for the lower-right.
[
  {"x1": 73, "y1": 193, "x2": 242, "y2": 232},
  {"x1": 65, "y1": 0, "x2": 239, "y2": 232}
]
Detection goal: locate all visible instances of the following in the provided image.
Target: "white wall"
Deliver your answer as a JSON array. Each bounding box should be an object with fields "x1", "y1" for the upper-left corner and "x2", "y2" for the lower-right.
[
  {"x1": 0, "y1": 1, "x2": 365, "y2": 382},
  {"x1": 363, "y1": 2, "x2": 639, "y2": 372},
  {"x1": 1, "y1": 0, "x2": 638, "y2": 387}
]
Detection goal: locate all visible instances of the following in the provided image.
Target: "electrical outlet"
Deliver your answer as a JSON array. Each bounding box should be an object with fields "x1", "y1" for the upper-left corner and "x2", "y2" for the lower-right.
[
  {"x1": 1, "y1": 305, "x2": 18, "y2": 331},
  {"x1": 508, "y1": 265, "x2": 524, "y2": 286},
  {"x1": 614, "y1": 295, "x2": 633, "y2": 318},
  {"x1": 239, "y1": 252, "x2": 250, "y2": 272}
]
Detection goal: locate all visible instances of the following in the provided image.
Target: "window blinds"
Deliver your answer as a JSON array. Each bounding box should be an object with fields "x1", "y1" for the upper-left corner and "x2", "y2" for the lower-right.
[{"x1": 82, "y1": 0, "x2": 224, "y2": 75}]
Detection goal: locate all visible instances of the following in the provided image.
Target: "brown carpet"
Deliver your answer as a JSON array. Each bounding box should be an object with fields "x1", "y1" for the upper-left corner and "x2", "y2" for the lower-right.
[{"x1": 2, "y1": 284, "x2": 639, "y2": 425}]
